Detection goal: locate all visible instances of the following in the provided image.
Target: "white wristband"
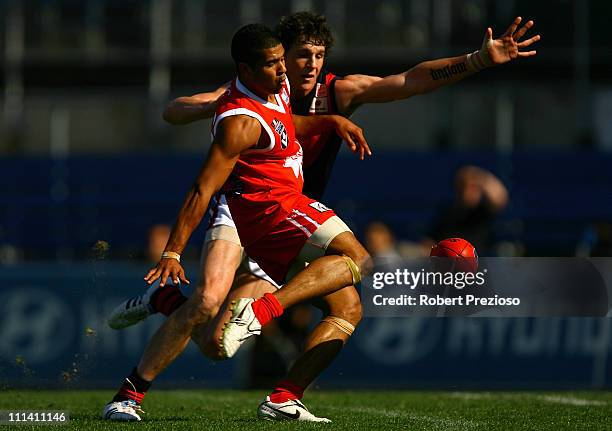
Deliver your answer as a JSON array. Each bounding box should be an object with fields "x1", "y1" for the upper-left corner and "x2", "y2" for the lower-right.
[
  {"x1": 466, "y1": 50, "x2": 490, "y2": 72},
  {"x1": 161, "y1": 251, "x2": 181, "y2": 262}
]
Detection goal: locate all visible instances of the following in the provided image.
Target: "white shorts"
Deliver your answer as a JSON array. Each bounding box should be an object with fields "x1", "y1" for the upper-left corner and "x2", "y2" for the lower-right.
[
  {"x1": 207, "y1": 194, "x2": 236, "y2": 229},
  {"x1": 204, "y1": 193, "x2": 351, "y2": 288},
  {"x1": 205, "y1": 194, "x2": 280, "y2": 288}
]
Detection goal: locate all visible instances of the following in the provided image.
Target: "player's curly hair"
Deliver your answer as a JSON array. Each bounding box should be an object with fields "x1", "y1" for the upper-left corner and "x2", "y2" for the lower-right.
[{"x1": 275, "y1": 11, "x2": 334, "y2": 53}]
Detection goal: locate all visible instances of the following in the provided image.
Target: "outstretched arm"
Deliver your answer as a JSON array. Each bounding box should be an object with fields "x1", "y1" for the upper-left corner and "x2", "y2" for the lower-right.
[
  {"x1": 457, "y1": 165, "x2": 509, "y2": 212},
  {"x1": 335, "y1": 17, "x2": 540, "y2": 114},
  {"x1": 144, "y1": 115, "x2": 261, "y2": 286},
  {"x1": 163, "y1": 82, "x2": 230, "y2": 125},
  {"x1": 293, "y1": 114, "x2": 372, "y2": 160}
]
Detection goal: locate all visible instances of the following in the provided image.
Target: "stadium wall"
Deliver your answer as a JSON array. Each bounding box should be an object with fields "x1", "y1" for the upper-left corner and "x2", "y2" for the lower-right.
[
  {"x1": 0, "y1": 262, "x2": 610, "y2": 389},
  {"x1": 1, "y1": 151, "x2": 612, "y2": 258}
]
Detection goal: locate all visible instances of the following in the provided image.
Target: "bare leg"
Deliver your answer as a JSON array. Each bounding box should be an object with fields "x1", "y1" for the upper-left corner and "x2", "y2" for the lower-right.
[
  {"x1": 192, "y1": 271, "x2": 277, "y2": 360},
  {"x1": 285, "y1": 286, "x2": 362, "y2": 388},
  {"x1": 273, "y1": 231, "x2": 371, "y2": 309},
  {"x1": 137, "y1": 239, "x2": 241, "y2": 380},
  {"x1": 253, "y1": 232, "x2": 368, "y2": 403},
  {"x1": 218, "y1": 228, "x2": 371, "y2": 377}
]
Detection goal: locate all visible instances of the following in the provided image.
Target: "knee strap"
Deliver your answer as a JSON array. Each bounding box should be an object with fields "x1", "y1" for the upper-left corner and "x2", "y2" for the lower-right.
[
  {"x1": 322, "y1": 316, "x2": 355, "y2": 337},
  {"x1": 342, "y1": 255, "x2": 361, "y2": 285}
]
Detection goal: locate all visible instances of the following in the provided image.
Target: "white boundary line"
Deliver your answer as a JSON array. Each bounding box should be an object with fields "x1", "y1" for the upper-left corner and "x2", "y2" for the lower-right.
[{"x1": 537, "y1": 395, "x2": 607, "y2": 407}]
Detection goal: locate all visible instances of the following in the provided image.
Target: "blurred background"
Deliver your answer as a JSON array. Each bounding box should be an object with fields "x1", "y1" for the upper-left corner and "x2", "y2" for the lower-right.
[{"x1": 0, "y1": 0, "x2": 611, "y2": 390}]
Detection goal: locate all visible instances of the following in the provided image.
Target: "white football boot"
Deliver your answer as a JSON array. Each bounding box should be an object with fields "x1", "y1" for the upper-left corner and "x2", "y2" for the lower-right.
[
  {"x1": 258, "y1": 396, "x2": 331, "y2": 423},
  {"x1": 107, "y1": 283, "x2": 158, "y2": 330},
  {"x1": 220, "y1": 298, "x2": 262, "y2": 358},
  {"x1": 102, "y1": 399, "x2": 143, "y2": 421}
]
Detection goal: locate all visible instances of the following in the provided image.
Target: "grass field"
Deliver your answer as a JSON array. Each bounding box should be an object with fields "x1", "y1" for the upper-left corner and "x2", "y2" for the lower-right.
[{"x1": 1, "y1": 389, "x2": 611, "y2": 430}]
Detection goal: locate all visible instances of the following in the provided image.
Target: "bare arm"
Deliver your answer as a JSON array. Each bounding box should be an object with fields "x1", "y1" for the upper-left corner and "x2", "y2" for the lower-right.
[
  {"x1": 335, "y1": 17, "x2": 540, "y2": 114},
  {"x1": 479, "y1": 170, "x2": 509, "y2": 212},
  {"x1": 293, "y1": 114, "x2": 372, "y2": 160},
  {"x1": 162, "y1": 82, "x2": 230, "y2": 125},
  {"x1": 458, "y1": 165, "x2": 509, "y2": 212},
  {"x1": 144, "y1": 115, "x2": 261, "y2": 286},
  {"x1": 335, "y1": 56, "x2": 474, "y2": 113}
]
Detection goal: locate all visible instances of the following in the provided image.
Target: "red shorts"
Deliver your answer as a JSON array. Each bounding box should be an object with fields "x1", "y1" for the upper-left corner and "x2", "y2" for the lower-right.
[{"x1": 244, "y1": 198, "x2": 336, "y2": 285}]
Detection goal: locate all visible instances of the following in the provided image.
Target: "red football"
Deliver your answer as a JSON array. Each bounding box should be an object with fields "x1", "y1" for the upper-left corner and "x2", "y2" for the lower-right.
[{"x1": 430, "y1": 238, "x2": 478, "y2": 272}]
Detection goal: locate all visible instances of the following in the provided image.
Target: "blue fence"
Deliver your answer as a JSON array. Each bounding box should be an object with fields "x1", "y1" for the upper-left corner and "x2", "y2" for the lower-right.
[
  {"x1": 2, "y1": 151, "x2": 612, "y2": 258},
  {"x1": 1, "y1": 263, "x2": 610, "y2": 389}
]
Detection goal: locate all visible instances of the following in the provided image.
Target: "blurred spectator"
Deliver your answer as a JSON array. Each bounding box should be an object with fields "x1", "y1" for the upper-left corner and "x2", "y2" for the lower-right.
[
  {"x1": 0, "y1": 224, "x2": 21, "y2": 264},
  {"x1": 146, "y1": 224, "x2": 171, "y2": 263},
  {"x1": 364, "y1": 221, "x2": 427, "y2": 269},
  {"x1": 427, "y1": 166, "x2": 508, "y2": 254},
  {"x1": 0, "y1": 244, "x2": 21, "y2": 265},
  {"x1": 577, "y1": 222, "x2": 612, "y2": 257},
  {"x1": 364, "y1": 222, "x2": 401, "y2": 262}
]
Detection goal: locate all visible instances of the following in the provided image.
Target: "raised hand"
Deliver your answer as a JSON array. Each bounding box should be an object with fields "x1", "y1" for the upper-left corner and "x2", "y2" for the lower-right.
[{"x1": 482, "y1": 17, "x2": 541, "y2": 66}]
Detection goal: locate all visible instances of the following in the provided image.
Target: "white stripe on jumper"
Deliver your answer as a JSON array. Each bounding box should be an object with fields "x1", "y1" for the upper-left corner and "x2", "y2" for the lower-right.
[
  {"x1": 286, "y1": 217, "x2": 313, "y2": 237},
  {"x1": 292, "y1": 209, "x2": 320, "y2": 228}
]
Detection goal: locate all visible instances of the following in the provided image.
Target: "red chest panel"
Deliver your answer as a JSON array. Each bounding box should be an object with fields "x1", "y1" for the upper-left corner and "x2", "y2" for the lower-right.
[{"x1": 212, "y1": 77, "x2": 306, "y2": 245}]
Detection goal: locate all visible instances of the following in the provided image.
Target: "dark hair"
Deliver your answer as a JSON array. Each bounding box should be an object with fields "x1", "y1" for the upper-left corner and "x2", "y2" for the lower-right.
[
  {"x1": 231, "y1": 24, "x2": 281, "y2": 68},
  {"x1": 275, "y1": 11, "x2": 334, "y2": 53}
]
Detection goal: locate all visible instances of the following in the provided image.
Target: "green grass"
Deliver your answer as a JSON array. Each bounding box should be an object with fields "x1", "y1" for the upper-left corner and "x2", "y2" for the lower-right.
[{"x1": 1, "y1": 390, "x2": 611, "y2": 430}]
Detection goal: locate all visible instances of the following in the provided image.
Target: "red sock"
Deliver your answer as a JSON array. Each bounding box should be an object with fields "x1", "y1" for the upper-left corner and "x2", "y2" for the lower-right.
[
  {"x1": 269, "y1": 379, "x2": 305, "y2": 403},
  {"x1": 112, "y1": 368, "x2": 151, "y2": 404},
  {"x1": 251, "y1": 293, "x2": 284, "y2": 326},
  {"x1": 149, "y1": 285, "x2": 187, "y2": 316}
]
